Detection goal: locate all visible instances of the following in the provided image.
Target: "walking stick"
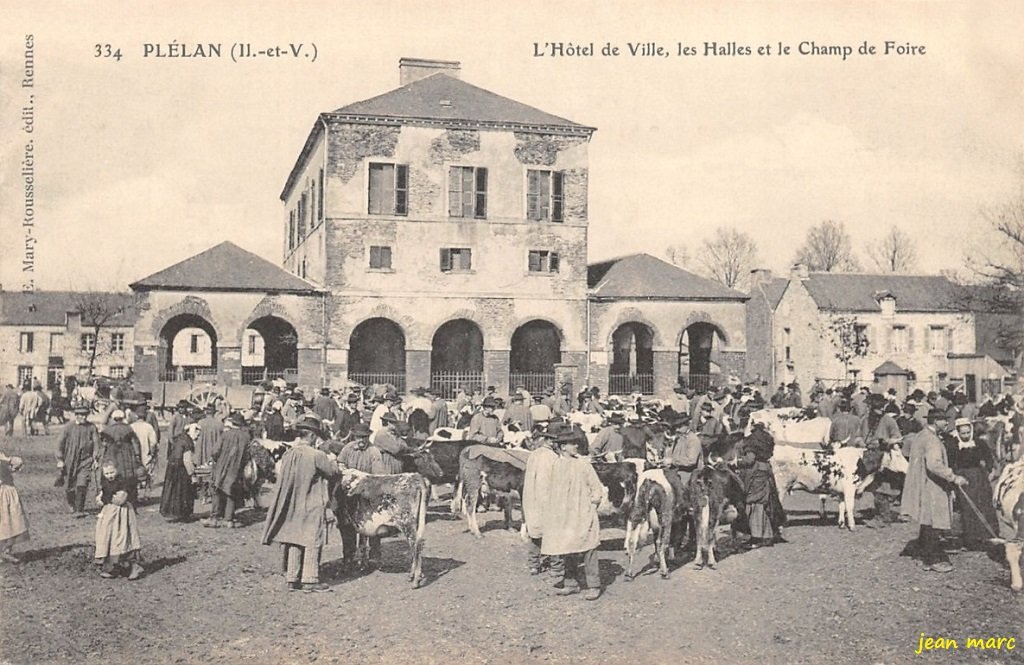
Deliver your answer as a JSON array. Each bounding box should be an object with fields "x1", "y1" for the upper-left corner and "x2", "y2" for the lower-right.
[{"x1": 954, "y1": 484, "x2": 1001, "y2": 541}]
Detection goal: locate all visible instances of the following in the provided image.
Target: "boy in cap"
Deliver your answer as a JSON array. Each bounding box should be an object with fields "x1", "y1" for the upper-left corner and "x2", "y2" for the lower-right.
[
  {"x1": 466, "y1": 397, "x2": 503, "y2": 445},
  {"x1": 56, "y1": 404, "x2": 100, "y2": 517},
  {"x1": 522, "y1": 424, "x2": 564, "y2": 578}
]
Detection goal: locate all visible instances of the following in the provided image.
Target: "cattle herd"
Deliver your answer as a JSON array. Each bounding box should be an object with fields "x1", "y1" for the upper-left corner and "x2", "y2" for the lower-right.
[{"x1": 241, "y1": 383, "x2": 1024, "y2": 593}]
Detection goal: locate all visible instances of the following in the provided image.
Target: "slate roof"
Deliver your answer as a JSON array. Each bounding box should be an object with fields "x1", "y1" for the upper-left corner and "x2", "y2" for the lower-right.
[
  {"x1": 330, "y1": 73, "x2": 592, "y2": 132},
  {"x1": 873, "y1": 360, "x2": 909, "y2": 375},
  {"x1": 130, "y1": 242, "x2": 320, "y2": 293},
  {"x1": 588, "y1": 254, "x2": 748, "y2": 301},
  {"x1": 759, "y1": 278, "x2": 789, "y2": 309},
  {"x1": 800, "y1": 273, "x2": 964, "y2": 312},
  {"x1": 0, "y1": 291, "x2": 138, "y2": 327}
]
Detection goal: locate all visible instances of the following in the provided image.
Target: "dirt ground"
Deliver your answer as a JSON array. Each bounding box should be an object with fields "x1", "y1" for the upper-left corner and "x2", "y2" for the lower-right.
[{"x1": 1, "y1": 426, "x2": 1020, "y2": 665}]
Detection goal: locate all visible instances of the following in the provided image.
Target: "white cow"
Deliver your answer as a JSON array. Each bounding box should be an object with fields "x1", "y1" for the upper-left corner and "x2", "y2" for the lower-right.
[
  {"x1": 568, "y1": 412, "x2": 604, "y2": 433},
  {"x1": 772, "y1": 444, "x2": 869, "y2": 530},
  {"x1": 748, "y1": 409, "x2": 832, "y2": 446},
  {"x1": 991, "y1": 458, "x2": 1024, "y2": 591}
]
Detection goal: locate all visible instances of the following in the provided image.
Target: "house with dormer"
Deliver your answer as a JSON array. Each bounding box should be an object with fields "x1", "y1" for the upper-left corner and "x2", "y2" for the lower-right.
[{"x1": 746, "y1": 264, "x2": 978, "y2": 394}]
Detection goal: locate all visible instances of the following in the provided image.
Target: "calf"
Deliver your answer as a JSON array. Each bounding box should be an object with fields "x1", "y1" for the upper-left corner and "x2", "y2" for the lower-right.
[
  {"x1": 333, "y1": 469, "x2": 430, "y2": 588},
  {"x1": 772, "y1": 444, "x2": 868, "y2": 529},
  {"x1": 992, "y1": 458, "x2": 1024, "y2": 591},
  {"x1": 452, "y1": 445, "x2": 526, "y2": 537},
  {"x1": 623, "y1": 469, "x2": 691, "y2": 579},
  {"x1": 690, "y1": 465, "x2": 745, "y2": 570}
]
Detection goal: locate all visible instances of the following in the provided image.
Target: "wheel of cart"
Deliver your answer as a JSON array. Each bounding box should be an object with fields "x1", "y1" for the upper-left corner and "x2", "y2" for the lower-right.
[{"x1": 187, "y1": 386, "x2": 230, "y2": 412}]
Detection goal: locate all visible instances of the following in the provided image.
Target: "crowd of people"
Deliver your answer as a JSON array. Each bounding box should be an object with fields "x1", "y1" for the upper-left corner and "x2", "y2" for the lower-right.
[{"x1": 0, "y1": 375, "x2": 1020, "y2": 593}]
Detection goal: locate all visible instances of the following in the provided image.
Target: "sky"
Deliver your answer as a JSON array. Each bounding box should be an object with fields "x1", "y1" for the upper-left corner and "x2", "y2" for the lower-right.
[{"x1": 1, "y1": 1, "x2": 1022, "y2": 292}]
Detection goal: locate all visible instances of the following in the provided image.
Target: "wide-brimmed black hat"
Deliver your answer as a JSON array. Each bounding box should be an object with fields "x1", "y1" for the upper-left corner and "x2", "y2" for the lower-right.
[
  {"x1": 294, "y1": 414, "x2": 325, "y2": 436},
  {"x1": 381, "y1": 412, "x2": 401, "y2": 424},
  {"x1": 607, "y1": 413, "x2": 625, "y2": 425},
  {"x1": 350, "y1": 423, "x2": 371, "y2": 438}
]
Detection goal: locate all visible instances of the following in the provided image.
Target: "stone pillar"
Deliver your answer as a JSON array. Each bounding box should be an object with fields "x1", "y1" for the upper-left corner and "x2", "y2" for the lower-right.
[
  {"x1": 217, "y1": 346, "x2": 242, "y2": 386},
  {"x1": 296, "y1": 347, "x2": 324, "y2": 387},
  {"x1": 588, "y1": 347, "x2": 609, "y2": 395},
  {"x1": 554, "y1": 362, "x2": 579, "y2": 404},
  {"x1": 653, "y1": 349, "x2": 678, "y2": 397},
  {"x1": 406, "y1": 349, "x2": 430, "y2": 394},
  {"x1": 484, "y1": 349, "x2": 510, "y2": 395}
]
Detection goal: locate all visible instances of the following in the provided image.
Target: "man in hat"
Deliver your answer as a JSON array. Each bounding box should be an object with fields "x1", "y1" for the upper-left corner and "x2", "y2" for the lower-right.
[
  {"x1": 858, "y1": 393, "x2": 904, "y2": 528},
  {"x1": 696, "y1": 401, "x2": 723, "y2": 452},
  {"x1": 313, "y1": 388, "x2": 340, "y2": 437},
  {"x1": 129, "y1": 405, "x2": 159, "y2": 498},
  {"x1": 901, "y1": 409, "x2": 968, "y2": 573},
  {"x1": 661, "y1": 415, "x2": 703, "y2": 501},
  {"x1": 467, "y1": 397, "x2": 504, "y2": 445},
  {"x1": 522, "y1": 423, "x2": 564, "y2": 577},
  {"x1": 581, "y1": 388, "x2": 604, "y2": 416},
  {"x1": 667, "y1": 384, "x2": 690, "y2": 416},
  {"x1": 203, "y1": 412, "x2": 252, "y2": 528},
  {"x1": 18, "y1": 384, "x2": 41, "y2": 436},
  {"x1": 334, "y1": 393, "x2": 363, "y2": 440},
  {"x1": 828, "y1": 398, "x2": 862, "y2": 446},
  {"x1": 770, "y1": 383, "x2": 787, "y2": 409},
  {"x1": 261, "y1": 413, "x2": 341, "y2": 592},
  {"x1": 56, "y1": 403, "x2": 101, "y2": 517},
  {"x1": 897, "y1": 400, "x2": 924, "y2": 437},
  {"x1": 336, "y1": 422, "x2": 388, "y2": 567},
  {"x1": 504, "y1": 392, "x2": 533, "y2": 435},
  {"x1": 169, "y1": 400, "x2": 191, "y2": 441},
  {"x1": 621, "y1": 413, "x2": 654, "y2": 461},
  {"x1": 852, "y1": 386, "x2": 871, "y2": 417},
  {"x1": 196, "y1": 405, "x2": 224, "y2": 468},
  {"x1": 542, "y1": 387, "x2": 568, "y2": 419},
  {"x1": 374, "y1": 412, "x2": 416, "y2": 474},
  {"x1": 529, "y1": 393, "x2": 554, "y2": 425},
  {"x1": 817, "y1": 388, "x2": 837, "y2": 419},
  {"x1": 590, "y1": 413, "x2": 625, "y2": 461},
  {"x1": 425, "y1": 387, "x2": 449, "y2": 433},
  {"x1": 543, "y1": 427, "x2": 604, "y2": 600}
]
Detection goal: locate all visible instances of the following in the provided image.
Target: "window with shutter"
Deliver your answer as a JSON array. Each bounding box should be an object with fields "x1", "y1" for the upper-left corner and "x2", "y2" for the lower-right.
[
  {"x1": 369, "y1": 163, "x2": 409, "y2": 216},
  {"x1": 907, "y1": 327, "x2": 915, "y2": 354},
  {"x1": 449, "y1": 167, "x2": 488, "y2": 218},
  {"x1": 369, "y1": 246, "x2": 392, "y2": 270},
  {"x1": 475, "y1": 168, "x2": 487, "y2": 218},
  {"x1": 458, "y1": 248, "x2": 472, "y2": 270},
  {"x1": 440, "y1": 248, "x2": 452, "y2": 272},
  {"x1": 318, "y1": 168, "x2": 325, "y2": 221},
  {"x1": 552, "y1": 171, "x2": 564, "y2": 222},
  {"x1": 526, "y1": 169, "x2": 564, "y2": 222},
  {"x1": 945, "y1": 327, "x2": 954, "y2": 353},
  {"x1": 550, "y1": 252, "x2": 560, "y2": 273},
  {"x1": 528, "y1": 251, "x2": 541, "y2": 272}
]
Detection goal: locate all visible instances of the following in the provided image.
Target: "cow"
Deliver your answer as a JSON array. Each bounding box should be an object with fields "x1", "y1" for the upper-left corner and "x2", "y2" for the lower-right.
[
  {"x1": 333, "y1": 469, "x2": 430, "y2": 588},
  {"x1": 568, "y1": 412, "x2": 603, "y2": 434},
  {"x1": 991, "y1": 457, "x2": 1024, "y2": 591},
  {"x1": 747, "y1": 409, "x2": 832, "y2": 446},
  {"x1": 771, "y1": 444, "x2": 869, "y2": 529},
  {"x1": 623, "y1": 465, "x2": 744, "y2": 578},
  {"x1": 452, "y1": 445, "x2": 528, "y2": 537},
  {"x1": 592, "y1": 461, "x2": 640, "y2": 524}
]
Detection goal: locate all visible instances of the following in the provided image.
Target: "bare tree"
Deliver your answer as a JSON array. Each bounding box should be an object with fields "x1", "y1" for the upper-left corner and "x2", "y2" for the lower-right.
[
  {"x1": 792, "y1": 219, "x2": 861, "y2": 272},
  {"x1": 821, "y1": 314, "x2": 871, "y2": 380},
  {"x1": 664, "y1": 243, "x2": 690, "y2": 269},
  {"x1": 696, "y1": 227, "x2": 759, "y2": 290},
  {"x1": 867, "y1": 225, "x2": 919, "y2": 273},
  {"x1": 70, "y1": 291, "x2": 141, "y2": 380}
]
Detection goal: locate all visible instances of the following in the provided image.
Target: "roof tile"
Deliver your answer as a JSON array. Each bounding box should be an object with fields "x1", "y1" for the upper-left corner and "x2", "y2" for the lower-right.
[{"x1": 588, "y1": 254, "x2": 748, "y2": 300}]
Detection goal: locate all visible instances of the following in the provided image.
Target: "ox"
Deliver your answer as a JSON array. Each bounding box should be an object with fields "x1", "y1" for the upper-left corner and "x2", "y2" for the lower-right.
[
  {"x1": 747, "y1": 409, "x2": 832, "y2": 446},
  {"x1": 771, "y1": 444, "x2": 869, "y2": 529},
  {"x1": 592, "y1": 461, "x2": 641, "y2": 524},
  {"x1": 624, "y1": 465, "x2": 744, "y2": 578},
  {"x1": 991, "y1": 458, "x2": 1024, "y2": 591},
  {"x1": 333, "y1": 469, "x2": 430, "y2": 588}
]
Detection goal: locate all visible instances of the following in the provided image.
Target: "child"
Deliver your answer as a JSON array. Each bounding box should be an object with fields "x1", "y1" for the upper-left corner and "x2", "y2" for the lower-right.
[
  {"x1": 94, "y1": 463, "x2": 144, "y2": 580},
  {"x1": 0, "y1": 453, "x2": 29, "y2": 564}
]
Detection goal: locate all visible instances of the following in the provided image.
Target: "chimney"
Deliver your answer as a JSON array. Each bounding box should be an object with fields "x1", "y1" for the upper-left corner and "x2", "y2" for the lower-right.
[
  {"x1": 399, "y1": 57, "x2": 461, "y2": 86},
  {"x1": 749, "y1": 268, "x2": 773, "y2": 289},
  {"x1": 790, "y1": 263, "x2": 809, "y2": 281}
]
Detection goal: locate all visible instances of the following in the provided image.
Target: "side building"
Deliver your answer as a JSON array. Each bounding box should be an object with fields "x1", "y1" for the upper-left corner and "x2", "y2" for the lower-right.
[
  {"x1": 0, "y1": 290, "x2": 138, "y2": 390},
  {"x1": 746, "y1": 265, "x2": 992, "y2": 396}
]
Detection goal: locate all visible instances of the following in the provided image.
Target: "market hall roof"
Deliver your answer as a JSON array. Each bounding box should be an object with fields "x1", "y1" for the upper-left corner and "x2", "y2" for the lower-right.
[
  {"x1": 0, "y1": 290, "x2": 138, "y2": 326},
  {"x1": 587, "y1": 253, "x2": 748, "y2": 301},
  {"x1": 799, "y1": 273, "x2": 964, "y2": 313},
  {"x1": 129, "y1": 241, "x2": 322, "y2": 294}
]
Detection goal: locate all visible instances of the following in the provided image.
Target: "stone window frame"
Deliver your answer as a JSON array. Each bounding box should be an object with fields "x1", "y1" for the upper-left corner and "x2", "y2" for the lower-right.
[
  {"x1": 526, "y1": 249, "x2": 560, "y2": 275},
  {"x1": 525, "y1": 168, "x2": 564, "y2": 223},
  {"x1": 448, "y1": 165, "x2": 488, "y2": 219},
  {"x1": 367, "y1": 162, "x2": 409, "y2": 217},
  {"x1": 109, "y1": 366, "x2": 127, "y2": 379},
  {"x1": 49, "y1": 332, "x2": 63, "y2": 355},
  {"x1": 18, "y1": 331, "x2": 34, "y2": 354},
  {"x1": 368, "y1": 245, "x2": 394, "y2": 272},
  {"x1": 439, "y1": 247, "x2": 474, "y2": 274},
  {"x1": 80, "y1": 332, "x2": 96, "y2": 354},
  {"x1": 110, "y1": 332, "x2": 126, "y2": 354},
  {"x1": 17, "y1": 366, "x2": 33, "y2": 387}
]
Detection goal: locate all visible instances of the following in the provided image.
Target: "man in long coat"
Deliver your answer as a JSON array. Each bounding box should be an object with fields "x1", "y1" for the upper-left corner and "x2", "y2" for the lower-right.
[
  {"x1": 18, "y1": 386, "x2": 41, "y2": 436},
  {"x1": 542, "y1": 430, "x2": 604, "y2": 600},
  {"x1": 261, "y1": 416, "x2": 340, "y2": 592},
  {"x1": 901, "y1": 408, "x2": 968, "y2": 573},
  {"x1": 195, "y1": 405, "x2": 224, "y2": 467},
  {"x1": 522, "y1": 426, "x2": 562, "y2": 577},
  {"x1": 203, "y1": 413, "x2": 252, "y2": 528},
  {"x1": 56, "y1": 404, "x2": 100, "y2": 517}
]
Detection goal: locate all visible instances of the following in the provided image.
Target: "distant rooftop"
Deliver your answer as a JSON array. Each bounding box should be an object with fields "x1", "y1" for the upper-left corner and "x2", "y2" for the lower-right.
[
  {"x1": 0, "y1": 290, "x2": 138, "y2": 327},
  {"x1": 130, "y1": 241, "x2": 321, "y2": 294},
  {"x1": 588, "y1": 254, "x2": 748, "y2": 301},
  {"x1": 797, "y1": 273, "x2": 965, "y2": 313}
]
